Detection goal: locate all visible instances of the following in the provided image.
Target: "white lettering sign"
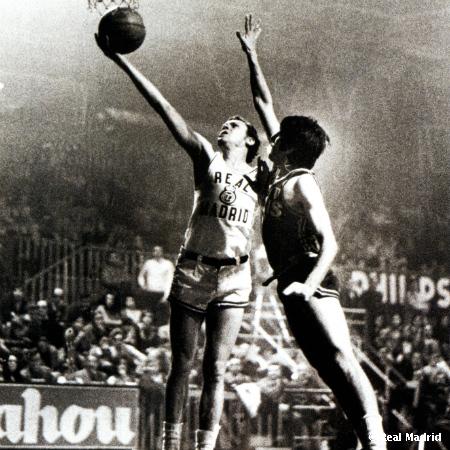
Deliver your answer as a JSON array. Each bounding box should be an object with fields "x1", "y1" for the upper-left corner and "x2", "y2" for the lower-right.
[{"x1": 0, "y1": 388, "x2": 135, "y2": 446}]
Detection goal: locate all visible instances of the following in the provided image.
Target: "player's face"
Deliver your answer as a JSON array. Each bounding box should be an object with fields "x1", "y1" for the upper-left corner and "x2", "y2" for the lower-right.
[
  {"x1": 269, "y1": 136, "x2": 296, "y2": 168},
  {"x1": 269, "y1": 137, "x2": 286, "y2": 166},
  {"x1": 270, "y1": 136, "x2": 300, "y2": 170},
  {"x1": 217, "y1": 119, "x2": 248, "y2": 148}
]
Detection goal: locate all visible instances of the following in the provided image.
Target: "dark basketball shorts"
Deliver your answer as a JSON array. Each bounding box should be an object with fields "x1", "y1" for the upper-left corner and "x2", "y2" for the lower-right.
[{"x1": 276, "y1": 257, "x2": 340, "y2": 303}]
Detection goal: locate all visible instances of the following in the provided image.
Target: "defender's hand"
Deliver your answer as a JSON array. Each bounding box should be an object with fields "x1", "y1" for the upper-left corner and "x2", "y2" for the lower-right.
[
  {"x1": 283, "y1": 282, "x2": 315, "y2": 301},
  {"x1": 244, "y1": 157, "x2": 272, "y2": 199},
  {"x1": 236, "y1": 14, "x2": 261, "y2": 53}
]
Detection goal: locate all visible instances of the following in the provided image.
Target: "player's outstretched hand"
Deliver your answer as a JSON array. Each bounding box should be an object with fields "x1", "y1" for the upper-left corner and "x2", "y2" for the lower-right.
[
  {"x1": 236, "y1": 14, "x2": 261, "y2": 53},
  {"x1": 95, "y1": 33, "x2": 118, "y2": 60},
  {"x1": 283, "y1": 282, "x2": 315, "y2": 302}
]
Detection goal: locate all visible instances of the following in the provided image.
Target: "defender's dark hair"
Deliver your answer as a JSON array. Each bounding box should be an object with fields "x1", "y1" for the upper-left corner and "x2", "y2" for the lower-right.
[
  {"x1": 280, "y1": 116, "x2": 330, "y2": 168},
  {"x1": 228, "y1": 115, "x2": 260, "y2": 163}
]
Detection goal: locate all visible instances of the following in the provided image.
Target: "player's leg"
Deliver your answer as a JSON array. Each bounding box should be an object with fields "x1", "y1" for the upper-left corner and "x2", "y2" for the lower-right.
[
  {"x1": 283, "y1": 296, "x2": 386, "y2": 450},
  {"x1": 196, "y1": 305, "x2": 245, "y2": 450},
  {"x1": 163, "y1": 302, "x2": 204, "y2": 450}
]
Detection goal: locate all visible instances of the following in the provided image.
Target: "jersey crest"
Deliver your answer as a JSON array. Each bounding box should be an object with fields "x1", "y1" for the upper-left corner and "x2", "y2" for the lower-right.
[{"x1": 219, "y1": 185, "x2": 237, "y2": 205}]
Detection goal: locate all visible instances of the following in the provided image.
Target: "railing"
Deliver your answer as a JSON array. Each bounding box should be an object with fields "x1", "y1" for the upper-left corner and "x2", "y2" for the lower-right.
[
  {"x1": 142, "y1": 385, "x2": 339, "y2": 450},
  {"x1": 15, "y1": 236, "x2": 79, "y2": 284},
  {"x1": 22, "y1": 245, "x2": 153, "y2": 303}
]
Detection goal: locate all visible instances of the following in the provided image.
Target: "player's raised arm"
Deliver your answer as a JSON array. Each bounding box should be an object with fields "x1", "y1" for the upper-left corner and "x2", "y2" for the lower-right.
[
  {"x1": 95, "y1": 34, "x2": 214, "y2": 167},
  {"x1": 237, "y1": 14, "x2": 279, "y2": 140},
  {"x1": 283, "y1": 175, "x2": 338, "y2": 299}
]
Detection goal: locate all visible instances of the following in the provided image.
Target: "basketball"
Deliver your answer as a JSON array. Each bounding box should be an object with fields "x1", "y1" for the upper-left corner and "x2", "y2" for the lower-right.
[{"x1": 98, "y1": 7, "x2": 146, "y2": 54}]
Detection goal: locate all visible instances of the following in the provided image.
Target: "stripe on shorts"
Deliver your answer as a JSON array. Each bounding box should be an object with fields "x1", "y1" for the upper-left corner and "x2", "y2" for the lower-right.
[
  {"x1": 315, "y1": 286, "x2": 340, "y2": 299},
  {"x1": 209, "y1": 300, "x2": 249, "y2": 309}
]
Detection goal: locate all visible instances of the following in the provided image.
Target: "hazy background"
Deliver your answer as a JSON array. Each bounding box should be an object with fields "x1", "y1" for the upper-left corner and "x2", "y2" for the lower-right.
[{"x1": 0, "y1": 0, "x2": 448, "y2": 253}]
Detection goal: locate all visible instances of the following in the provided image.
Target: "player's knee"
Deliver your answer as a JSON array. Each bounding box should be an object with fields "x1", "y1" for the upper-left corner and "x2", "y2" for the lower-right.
[
  {"x1": 332, "y1": 346, "x2": 359, "y2": 374},
  {"x1": 203, "y1": 360, "x2": 227, "y2": 384},
  {"x1": 170, "y1": 353, "x2": 196, "y2": 378},
  {"x1": 310, "y1": 344, "x2": 355, "y2": 376}
]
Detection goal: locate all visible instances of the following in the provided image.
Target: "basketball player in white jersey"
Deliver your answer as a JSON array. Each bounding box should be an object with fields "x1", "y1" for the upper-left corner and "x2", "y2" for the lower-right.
[
  {"x1": 237, "y1": 15, "x2": 386, "y2": 450},
  {"x1": 96, "y1": 36, "x2": 260, "y2": 450}
]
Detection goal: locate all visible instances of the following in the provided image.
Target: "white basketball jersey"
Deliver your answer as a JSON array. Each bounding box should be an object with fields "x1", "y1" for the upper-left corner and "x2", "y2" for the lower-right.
[{"x1": 183, "y1": 152, "x2": 258, "y2": 258}]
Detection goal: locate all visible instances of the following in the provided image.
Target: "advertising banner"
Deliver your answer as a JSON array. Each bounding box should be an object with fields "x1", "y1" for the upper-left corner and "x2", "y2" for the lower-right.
[
  {"x1": 0, "y1": 384, "x2": 139, "y2": 449},
  {"x1": 349, "y1": 270, "x2": 450, "y2": 309}
]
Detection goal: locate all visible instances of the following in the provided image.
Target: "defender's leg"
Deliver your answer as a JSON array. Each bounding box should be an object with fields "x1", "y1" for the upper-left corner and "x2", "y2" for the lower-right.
[{"x1": 283, "y1": 296, "x2": 386, "y2": 450}]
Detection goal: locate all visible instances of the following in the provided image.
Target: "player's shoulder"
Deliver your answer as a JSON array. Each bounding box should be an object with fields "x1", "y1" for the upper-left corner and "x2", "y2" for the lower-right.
[
  {"x1": 283, "y1": 170, "x2": 320, "y2": 206},
  {"x1": 284, "y1": 169, "x2": 317, "y2": 192},
  {"x1": 193, "y1": 132, "x2": 215, "y2": 158}
]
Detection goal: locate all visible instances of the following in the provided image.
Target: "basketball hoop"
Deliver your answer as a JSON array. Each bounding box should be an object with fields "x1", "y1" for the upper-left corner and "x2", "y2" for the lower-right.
[{"x1": 88, "y1": 0, "x2": 139, "y2": 14}]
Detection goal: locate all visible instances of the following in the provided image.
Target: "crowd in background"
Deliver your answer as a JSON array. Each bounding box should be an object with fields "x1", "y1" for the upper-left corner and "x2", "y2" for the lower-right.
[
  {"x1": 0, "y1": 286, "x2": 171, "y2": 385},
  {"x1": 0, "y1": 228, "x2": 448, "y2": 447}
]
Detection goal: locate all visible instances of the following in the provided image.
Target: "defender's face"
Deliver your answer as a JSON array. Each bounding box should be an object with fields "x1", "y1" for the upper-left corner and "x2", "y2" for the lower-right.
[
  {"x1": 217, "y1": 119, "x2": 248, "y2": 148},
  {"x1": 270, "y1": 137, "x2": 297, "y2": 170},
  {"x1": 269, "y1": 137, "x2": 286, "y2": 166}
]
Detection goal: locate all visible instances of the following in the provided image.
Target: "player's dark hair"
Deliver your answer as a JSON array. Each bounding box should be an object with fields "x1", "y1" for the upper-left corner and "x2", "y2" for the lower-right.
[
  {"x1": 280, "y1": 116, "x2": 330, "y2": 168},
  {"x1": 229, "y1": 115, "x2": 260, "y2": 163}
]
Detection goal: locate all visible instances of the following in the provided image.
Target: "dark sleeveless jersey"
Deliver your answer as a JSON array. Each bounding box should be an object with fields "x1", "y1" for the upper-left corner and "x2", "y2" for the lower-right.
[{"x1": 262, "y1": 169, "x2": 321, "y2": 272}]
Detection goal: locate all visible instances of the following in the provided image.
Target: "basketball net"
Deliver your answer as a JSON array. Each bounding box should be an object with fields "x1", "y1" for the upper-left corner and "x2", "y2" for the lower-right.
[{"x1": 88, "y1": 0, "x2": 139, "y2": 14}]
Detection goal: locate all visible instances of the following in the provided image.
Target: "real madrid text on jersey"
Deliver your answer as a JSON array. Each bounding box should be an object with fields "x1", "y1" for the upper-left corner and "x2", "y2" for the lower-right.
[{"x1": 183, "y1": 153, "x2": 258, "y2": 258}]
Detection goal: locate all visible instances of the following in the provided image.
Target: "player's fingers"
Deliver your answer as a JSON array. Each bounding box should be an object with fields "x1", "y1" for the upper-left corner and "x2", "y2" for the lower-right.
[
  {"x1": 245, "y1": 14, "x2": 249, "y2": 33},
  {"x1": 257, "y1": 157, "x2": 264, "y2": 171},
  {"x1": 236, "y1": 31, "x2": 243, "y2": 42},
  {"x1": 283, "y1": 286, "x2": 294, "y2": 295},
  {"x1": 95, "y1": 33, "x2": 108, "y2": 53},
  {"x1": 249, "y1": 14, "x2": 253, "y2": 30}
]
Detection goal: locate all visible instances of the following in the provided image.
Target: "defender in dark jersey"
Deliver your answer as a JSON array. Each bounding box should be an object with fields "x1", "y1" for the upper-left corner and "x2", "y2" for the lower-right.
[
  {"x1": 238, "y1": 15, "x2": 386, "y2": 450},
  {"x1": 96, "y1": 36, "x2": 260, "y2": 450}
]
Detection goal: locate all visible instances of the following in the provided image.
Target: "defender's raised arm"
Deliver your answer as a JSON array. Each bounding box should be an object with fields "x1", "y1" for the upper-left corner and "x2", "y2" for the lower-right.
[{"x1": 237, "y1": 14, "x2": 279, "y2": 139}]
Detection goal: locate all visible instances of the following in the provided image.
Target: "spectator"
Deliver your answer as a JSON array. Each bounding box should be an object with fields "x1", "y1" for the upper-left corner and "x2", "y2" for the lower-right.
[
  {"x1": 65, "y1": 293, "x2": 93, "y2": 324},
  {"x1": 107, "y1": 327, "x2": 144, "y2": 368},
  {"x1": 423, "y1": 324, "x2": 440, "y2": 360},
  {"x1": 137, "y1": 312, "x2": 160, "y2": 351},
  {"x1": 340, "y1": 278, "x2": 361, "y2": 309},
  {"x1": 122, "y1": 296, "x2": 143, "y2": 325},
  {"x1": 0, "y1": 287, "x2": 28, "y2": 322},
  {"x1": 81, "y1": 311, "x2": 108, "y2": 346},
  {"x1": 2, "y1": 354, "x2": 29, "y2": 383},
  {"x1": 107, "y1": 362, "x2": 135, "y2": 385},
  {"x1": 8, "y1": 314, "x2": 32, "y2": 345},
  {"x1": 95, "y1": 293, "x2": 122, "y2": 329},
  {"x1": 360, "y1": 277, "x2": 384, "y2": 342},
  {"x1": 137, "y1": 245, "x2": 174, "y2": 325},
  {"x1": 21, "y1": 351, "x2": 54, "y2": 383},
  {"x1": 36, "y1": 336, "x2": 60, "y2": 371},
  {"x1": 49, "y1": 287, "x2": 67, "y2": 323},
  {"x1": 434, "y1": 314, "x2": 450, "y2": 359},
  {"x1": 413, "y1": 352, "x2": 450, "y2": 440},
  {"x1": 65, "y1": 354, "x2": 107, "y2": 383}
]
